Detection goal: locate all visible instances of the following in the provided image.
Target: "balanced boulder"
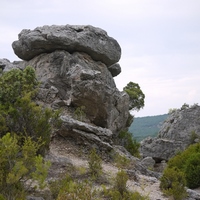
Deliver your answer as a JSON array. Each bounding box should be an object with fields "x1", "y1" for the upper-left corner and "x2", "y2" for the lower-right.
[{"x1": 12, "y1": 25, "x2": 121, "y2": 67}]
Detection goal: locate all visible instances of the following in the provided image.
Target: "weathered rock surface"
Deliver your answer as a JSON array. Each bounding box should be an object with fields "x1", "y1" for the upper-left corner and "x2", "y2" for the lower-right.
[
  {"x1": 18, "y1": 50, "x2": 130, "y2": 134},
  {"x1": 108, "y1": 63, "x2": 121, "y2": 77},
  {"x1": 187, "y1": 188, "x2": 200, "y2": 200},
  {"x1": 57, "y1": 115, "x2": 113, "y2": 150},
  {"x1": 141, "y1": 156, "x2": 155, "y2": 169},
  {"x1": 12, "y1": 25, "x2": 121, "y2": 67},
  {"x1": 140, "y1": 105, "x2": 200, "y2": 161}
]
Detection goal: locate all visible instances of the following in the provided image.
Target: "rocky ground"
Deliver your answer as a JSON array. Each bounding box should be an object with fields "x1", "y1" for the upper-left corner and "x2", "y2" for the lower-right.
[{"x1": 47, "y1": 136, "x2": 168, "y2": 200}]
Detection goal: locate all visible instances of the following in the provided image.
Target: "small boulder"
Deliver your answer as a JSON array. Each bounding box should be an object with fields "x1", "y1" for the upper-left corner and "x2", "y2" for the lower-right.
[
  {"x1": 141, "y1": 156, "x2": 155, "y2": 169},
  {"x1": 108, "y1": 63, "x2": 121, "y2": 77}
]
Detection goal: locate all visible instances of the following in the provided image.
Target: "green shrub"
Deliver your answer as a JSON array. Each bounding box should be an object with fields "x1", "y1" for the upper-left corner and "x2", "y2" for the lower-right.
[
  {"x1": 118, "y1": 131, "x2": 140, "y2": 157},
  {"x1": 88, "y1": 148, "x2": 103, "y2": 179},
  {"x1": 103, "y1": 172, "x2": 149, "y2": 200},
  {"x1": 160, "y1": 167, "x2": 187, "y2": 200},
  {"x1": 114, "y1": 170, "x2": 128, "y2": 195},
  {"x1": 50, "y1": 175, "x2": 95, "y2": 200},
  {"x1": 74, "y1": 106, "x2": 86, "y2": 121},
  {"x1": 0, "y1": 133, "x2": 50, "y2": 200},
  {"x1": 184, "y1": 153, "x2": 200, "y2": 188},
  {"x1": 0, "y1": 66, "x2": 60, "y2": 154},
  {"x1": 167, "y1": 143, "x2": 200, "y2": 189}
]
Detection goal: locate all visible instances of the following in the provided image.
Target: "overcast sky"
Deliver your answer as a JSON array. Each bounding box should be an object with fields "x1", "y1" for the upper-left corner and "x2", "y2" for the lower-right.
[{"x1": 1, "y1": 0, "x2": 200, "y2": 117}]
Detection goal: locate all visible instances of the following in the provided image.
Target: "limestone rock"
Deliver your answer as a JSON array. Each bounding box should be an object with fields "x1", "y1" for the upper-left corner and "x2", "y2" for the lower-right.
[
  {"x1": 12, "y1": 25, "x2": 121, "y2": 66},
  {"x1": 140, "y1": 137, "x2": 184, "y2": 161},
  {"x1": 108, "y1": 63, "x2": 121, "y2": 77},
  {"x1": 0, "y1": 59, "x2": 15, "y2": 71},
  {"x1": 187, "y1": 189, "x2": 200, "y2": 200},
  {"x1": 141, "y1": 157, "x2": 155, "y2": 169},
  {"x1": 57, "y1": 115, "x2": 113, "y2": 151},
  {"x1": 21, "y1": 50, "x2": 129, "y2": 133},
  {"x1": 140, "y1": 105, "x2": 200, "y2": 161}
]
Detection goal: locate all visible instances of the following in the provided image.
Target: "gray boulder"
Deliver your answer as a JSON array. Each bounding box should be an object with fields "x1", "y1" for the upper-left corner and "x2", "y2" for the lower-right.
[
  {"x1": 0, "y1": 58, "x2": 16, "y2": 71},
  {"x1": 141, "y1": 156, "x2": 155, "y2": 169},
  {"x1": 108, "y1": 63, "x2": 121, "y2": 77},
  {"x1": 12, "y1": 25, "x2": 121, "y2": 67},
  {"x1": 186, "y1": 189, "x2": 200, "y2": 200},
  {"x1": 140, "y1": 137, "x2": 184, "y2": 161}
]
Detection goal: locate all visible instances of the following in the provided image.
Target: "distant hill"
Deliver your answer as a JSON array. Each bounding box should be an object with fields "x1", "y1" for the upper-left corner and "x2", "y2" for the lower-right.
[{"x1": 129, "y1": 114, "x2": 168, "y2": 142}]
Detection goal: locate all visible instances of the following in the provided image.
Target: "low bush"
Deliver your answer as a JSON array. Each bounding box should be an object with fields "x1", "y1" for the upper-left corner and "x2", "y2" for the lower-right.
[
  {"x1": 160, "y1": 167, "x2": 187, "y2": 200},
  {"x1": 50, "y1": 175, "x2": 95, "y2": 200},
  {"x1": 88, "y1": 148, "x2": 103, "y2": 179},
  {"x1": 167, "y1": 143, "x2": 200, "y2": 189},
  {"x1": 184, "y1": 153, "x2": 200, "y2": 188},
  {"x1": 103, "y1": 170, "x2": 149, "y2": 200},
  {"x1": 114, "y1": 170, "x2": 128, "y2": 195},
  {"x1": 0, "y1": 133, "x2": 50, "y2": 200}
]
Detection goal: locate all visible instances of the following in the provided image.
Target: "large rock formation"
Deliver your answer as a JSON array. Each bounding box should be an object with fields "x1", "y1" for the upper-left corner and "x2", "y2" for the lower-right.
[
  {"x1": 12, "y1": 25, "x2": 121, "y2": 66},
  {"x1": 1, "y1": 24, "x2": 130, "y2": 150},
  {"x1": 140, "y1": 104, "x2": 200, "y2": 161}
]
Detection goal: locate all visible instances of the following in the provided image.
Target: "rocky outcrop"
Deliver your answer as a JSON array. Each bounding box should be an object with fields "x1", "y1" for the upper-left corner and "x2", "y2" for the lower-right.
[
  {"x1": 12, "y1": 25, "x2": 121, "y2": 67},
  {"x1": 140, "y1": 105, "x2": 200, "y2": 161},
  {"x1": 2, "y1": 24, "x2": 130, "y2": 151},
  {"x1": 19, "y1": 50, "x2": 130, "y2": 134},
  {"x1": 57, "y1": 115, "x2": 113, "y2": 151}
]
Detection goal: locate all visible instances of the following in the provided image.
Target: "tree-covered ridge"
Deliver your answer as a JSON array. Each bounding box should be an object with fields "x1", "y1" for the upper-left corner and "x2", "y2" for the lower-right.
[{"x1": 129, "y1": 114, "x2": 168, "y2": 141}]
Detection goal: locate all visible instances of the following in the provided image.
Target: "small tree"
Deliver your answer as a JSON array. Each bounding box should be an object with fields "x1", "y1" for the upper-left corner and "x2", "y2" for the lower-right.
[
  {"x1": 88, "y1": 148, "x2": 103, "y2": 179},
  {"x1": 114, "y1": 170, "x2": 128, "y2": 195},
  {"x1": 0, "y1": 66, "x2": 60, "y2": 154},
  {"x1": 0, "y1": 133, "x2": 50, "y2": 200},
  {"x1": 123, "y1": 82, "x2": 145, "y2": 111}
]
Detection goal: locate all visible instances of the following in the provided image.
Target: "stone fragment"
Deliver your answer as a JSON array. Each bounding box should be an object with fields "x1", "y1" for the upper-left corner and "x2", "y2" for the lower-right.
[{"x1": 108, "y1": 63, "x2": 121, "y2": 77}]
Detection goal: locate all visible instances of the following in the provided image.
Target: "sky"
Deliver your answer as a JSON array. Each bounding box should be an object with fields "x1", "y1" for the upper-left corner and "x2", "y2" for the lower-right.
[{"x1": 1, "y1": 0, "x2": 200, "y2": 117}]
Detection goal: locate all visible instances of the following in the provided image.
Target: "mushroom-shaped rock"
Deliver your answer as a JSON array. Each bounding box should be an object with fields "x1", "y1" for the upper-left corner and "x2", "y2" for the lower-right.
[{"x1": 12, "y1": 25, "x2": 121, "y2": 66}]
